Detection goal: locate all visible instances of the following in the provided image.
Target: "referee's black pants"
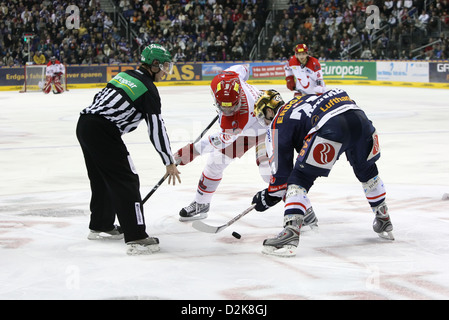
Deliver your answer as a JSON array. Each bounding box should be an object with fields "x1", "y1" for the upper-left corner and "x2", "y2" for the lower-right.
[{"x1": 76, "y1": 114, "x2": 149, "y2": 242}]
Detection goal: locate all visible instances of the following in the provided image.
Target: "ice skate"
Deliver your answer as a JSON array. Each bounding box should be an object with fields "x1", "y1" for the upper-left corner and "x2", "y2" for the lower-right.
[
  {"x1": 372, "y1": 202, "x2": 394, "y2": 240},
  {"x1": 262, "y1": 214, "x2": 303, "y2": 257},
  {"x1": 126, "y1": 237, "x2": 160, "y2": 255},
  {"x1": 87, "y1": 225, "x2": 124, "y2": 240},
  {"x1": 179, "y1": 201, "x2": 209, "y2": 221},
  {"x1": 302, "y1": 207, "x2": 318, "y2": 230}
]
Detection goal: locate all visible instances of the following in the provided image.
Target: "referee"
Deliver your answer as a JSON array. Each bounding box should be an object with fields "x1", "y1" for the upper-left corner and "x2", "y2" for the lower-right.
[{"x1": 76, "y1": 44, "x2": 181, "y2": 255}]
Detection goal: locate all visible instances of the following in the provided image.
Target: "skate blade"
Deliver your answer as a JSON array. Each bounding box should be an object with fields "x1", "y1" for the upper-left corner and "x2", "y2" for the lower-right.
[
  {"x1": 378, "y1": 231, "x2": 395, "y2": 241},
  {"x1": 126, "y1": 244, "x2": 160, "y2": 255},
  {"x1": 262, "y1": 245, "x2": 297, "y2": 257},
  {"x1": 179, "y1": 213, "x2": 208, "y2": 222},
  {"x1": 87, "y1": 232, "x2": 124, "y2": 240},
  {"x1": 306, "y1": 223, "x2": 319, "y2": 232}
]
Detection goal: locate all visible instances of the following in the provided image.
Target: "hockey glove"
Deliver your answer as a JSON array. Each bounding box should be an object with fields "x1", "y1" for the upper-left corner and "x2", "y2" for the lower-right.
[
  {"x1": 174, "y1": 143, "x2": 200, "y2": 166},
  {"x1": 286, "y1": 75, "x2": 296, "y2": 91},
  {"x1": 294, "y1": 88, "x2": 307, "y2": 98},
  {"x1": 252, "y1": 189, "x2": 282, "y2": 212}
]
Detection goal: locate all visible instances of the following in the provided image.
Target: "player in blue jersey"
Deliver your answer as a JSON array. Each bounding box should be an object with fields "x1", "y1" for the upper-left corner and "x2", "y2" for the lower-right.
[{"x1": 251, "y1": 88, "x2": 394, "y2": 257}]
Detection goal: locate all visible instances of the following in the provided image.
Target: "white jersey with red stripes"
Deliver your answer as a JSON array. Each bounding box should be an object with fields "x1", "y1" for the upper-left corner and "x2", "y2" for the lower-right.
[
  {"x1": 46, "y1": 60, "x2": 65, "y2": 77},
  {"x1": 285, "y1": 56, "x2": 326, "y2": 95}
]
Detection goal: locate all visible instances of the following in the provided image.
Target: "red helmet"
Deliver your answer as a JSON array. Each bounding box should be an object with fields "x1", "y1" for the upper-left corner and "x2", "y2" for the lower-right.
[
  {"x1": 210, "y1": 71, "x2": 242, "y2": 116},
  {"x1": 294, "y1": 44, "x2": 308, "y2": 54}
]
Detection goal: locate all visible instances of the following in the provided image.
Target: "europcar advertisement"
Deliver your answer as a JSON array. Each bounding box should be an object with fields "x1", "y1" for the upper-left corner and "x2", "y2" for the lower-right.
[{"x1": 320, "y1": 61, "x2": 376, "y2": 80}]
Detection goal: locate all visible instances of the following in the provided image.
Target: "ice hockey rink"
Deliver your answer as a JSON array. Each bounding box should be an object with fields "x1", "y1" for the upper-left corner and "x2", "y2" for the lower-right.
[{"x1": 0, "y1": 82, "x2": 448, "y2": 301}]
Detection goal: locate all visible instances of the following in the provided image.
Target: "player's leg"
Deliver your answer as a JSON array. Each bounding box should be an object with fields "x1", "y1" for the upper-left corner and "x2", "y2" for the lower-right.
[
  {"x1": 262, "y1": 132, "x2": 345, "y2": 257},
  {"x1": 179, "y1": 150, "x2": 233, "y2": 221},
  {"x1": 255, "y1": 134, "x2": 271, "y2": 183},
  {"x1": 43, "y1": 76, "x2": 52, "y2": 94},
  {"x1": 225, "y1": 134, "x2": 270, "y2": 183},
  {"x1": 179, "y1": 135, "x2": 257, "y2": 221},
  {"x1": 53, "y1": 75, "x2": 64, "y2": 93},
  {"x1": 262, "y1": 184, "x2": 314, "y2": 257},
  {"x1": 263, "y1": 114, "x2": 358, "y2": 257},
  {"x1": 344, "y1": 110, "x2": 394, "y2": 240}
]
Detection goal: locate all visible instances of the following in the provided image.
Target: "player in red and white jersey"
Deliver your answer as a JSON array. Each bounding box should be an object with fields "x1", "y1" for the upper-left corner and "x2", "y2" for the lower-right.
[
  {"x1": 43, "y1": 56, "x2": 65, "y2": 94},
  {"x1": 285, "y1": 44, "x2": 326, "y2": 97},
  {"x1": 174, "y1": 65, "x2": 270, "y2": 221}
]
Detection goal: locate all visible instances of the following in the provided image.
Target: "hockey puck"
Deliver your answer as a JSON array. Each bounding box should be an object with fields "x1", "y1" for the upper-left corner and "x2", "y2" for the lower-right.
[{"x1": 232, "y1": 232, "x2": 241, "y2": 239}]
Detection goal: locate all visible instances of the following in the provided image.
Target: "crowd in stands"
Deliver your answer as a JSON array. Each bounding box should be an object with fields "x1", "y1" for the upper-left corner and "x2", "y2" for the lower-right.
[
  {"x1": 0, "y1": 0, "x2": 267, "y2": 66},
  {"x1": 119, "y1": 0, "x2": 267, "y2": 62},
  {"x1": 1, "y1": 0, "x2": 448, "y2": 67},
  {"x1": 266, "y1": 0, "x2": 449, "y2": 60}
]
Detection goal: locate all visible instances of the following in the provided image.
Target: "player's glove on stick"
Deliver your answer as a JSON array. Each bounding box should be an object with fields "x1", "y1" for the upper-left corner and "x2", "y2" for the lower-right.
[
  {"x1": 174, "y1": 143, "x2": 200, "y2": 166},
  {"x1": 294, "y1": 88, "x2": 307, "y2": 97},
  {"x1": 286, "y1": 75, "x2": 296, "y2": 91},
  {"x1": 252, "y1": 189, "x2": 282, "y2": 212}
]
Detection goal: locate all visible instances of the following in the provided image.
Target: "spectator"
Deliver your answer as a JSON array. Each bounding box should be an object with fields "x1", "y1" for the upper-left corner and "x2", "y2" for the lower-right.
[
  {"x1": 173, "y1": 48, "x2": 186, "y2": 62},
  {"x1": 433, "y1": 42, "x2": 444, "y2": 59},
  {"x1": 103, "y1": 44, "x2": 113, "y2": 61},
  {"x1": 360, "y1": 46, "x2": 373, "y2": 59},
  {"x1": 347, "y1": 23, "x2": 358, "y2": 38},
  {"x1": 231, "y1": 41, "x2": 244, "y2": 60},
  {"x1": 142, "y1": 1, "x2": 153, "y2": 15},
  {"x1": 388, "y1": 12, "x2": 398, "y2": 27},
  {"x1": 271, "y1": 30, "x2": 283, "y2": 47},
  {"x1": 418, "y1": 9, "x2": 430, "y2": 27},
  {"x1": 194, "y1": 47, "x2": 206, "y2": 62},
  {"x1": 104, "y1": 15, "x2": 113, "y2": 31},
  {"x1": 34, "y1": 51, "x2": 46, "y2": 64},
  {"x1": 2, "y1": 52, "x2": 14, "y2": 66},
  {"x1": 219, "y1": 47, "x2": 227, "y2": 61}
]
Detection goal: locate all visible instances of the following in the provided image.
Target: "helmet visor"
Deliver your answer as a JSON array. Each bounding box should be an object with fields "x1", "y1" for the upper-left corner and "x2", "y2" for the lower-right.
[
  {"x1": 256, "y1": 109, "x2": 271, "y2": 127},
  {"x1": 217, "y1": 99, "x2": 241, "y2": 116},
  {"x1": 159, "y1": 61, "x2": 174, "y2": 74}
]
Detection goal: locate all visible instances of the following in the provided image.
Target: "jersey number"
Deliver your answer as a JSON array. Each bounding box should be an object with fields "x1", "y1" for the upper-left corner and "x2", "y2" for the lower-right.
[{"x1": 290, "y1": 95, "x2": 319, "y2": 120}]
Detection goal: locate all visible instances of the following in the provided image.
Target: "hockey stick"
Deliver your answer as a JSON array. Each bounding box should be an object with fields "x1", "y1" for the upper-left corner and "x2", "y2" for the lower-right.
[
  {"x1": 142, "y1": 115, "x2": 219, "y2": 204},
  {"x1": 192, "y1": 204, "x2": 256, "y2": 234}
]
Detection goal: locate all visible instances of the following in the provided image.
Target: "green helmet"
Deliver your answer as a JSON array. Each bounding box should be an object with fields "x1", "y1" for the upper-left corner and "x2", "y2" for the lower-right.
[{"x1": 141, "y1": 44, "x2": 174, "y2": 74}]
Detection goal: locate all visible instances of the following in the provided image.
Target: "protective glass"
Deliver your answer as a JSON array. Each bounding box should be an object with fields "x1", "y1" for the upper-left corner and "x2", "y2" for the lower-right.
[
  {"x1": 255, "y1": 106, "x2": 270, "y2": 127},
  {"x1": 159, "y1": 61, "x2": 174, "y2": 74},
  {"x1": 217, "y1": 100, "x2": 241, "y2": 116}
]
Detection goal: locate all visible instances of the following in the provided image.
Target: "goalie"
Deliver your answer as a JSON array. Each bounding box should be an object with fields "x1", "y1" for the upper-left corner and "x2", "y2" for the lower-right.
[{"x1": 43, "y1": 56, "x2": 65, "y2": 94}]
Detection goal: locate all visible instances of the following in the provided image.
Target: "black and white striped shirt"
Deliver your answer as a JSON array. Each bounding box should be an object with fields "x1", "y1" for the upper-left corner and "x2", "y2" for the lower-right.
[{"x1": 81, "y1": 68, "x2": 175, "y2": 165}]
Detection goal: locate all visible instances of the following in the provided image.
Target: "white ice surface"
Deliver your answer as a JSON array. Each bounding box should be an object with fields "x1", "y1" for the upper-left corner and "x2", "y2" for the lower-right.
[{"x1": 0, "y1": 84, "x2": 448, "y2": 300}]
